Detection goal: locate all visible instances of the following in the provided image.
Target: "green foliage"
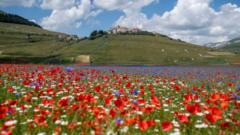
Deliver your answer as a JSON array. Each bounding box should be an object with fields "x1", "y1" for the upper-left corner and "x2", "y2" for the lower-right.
[
  {"x1": 0, "y1": 10, "x2": 41, "y2": 28},
  {"x1": 89, "y1": 30, "x2": 108, "y2": 40}
]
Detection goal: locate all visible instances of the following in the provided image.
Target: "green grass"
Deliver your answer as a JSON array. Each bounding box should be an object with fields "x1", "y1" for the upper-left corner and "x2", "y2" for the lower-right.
[
  {"x1": 0, "y1": 22, "x2": 63, "y2": 35},
  {"x1": 0, "y1": 22, "x2": 240, "y2": 65},
  {"x1": 59, "y1": 35, "x2": 240, "y2": 65}
]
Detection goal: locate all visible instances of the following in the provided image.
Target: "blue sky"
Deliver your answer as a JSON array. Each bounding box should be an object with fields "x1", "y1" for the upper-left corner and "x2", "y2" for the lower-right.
[{"x1": 1, "y1": 0, "x2": 240, "y2": 44}]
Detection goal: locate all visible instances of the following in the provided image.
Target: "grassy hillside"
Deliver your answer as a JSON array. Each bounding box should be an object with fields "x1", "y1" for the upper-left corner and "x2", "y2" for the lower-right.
[
  {"x1": 0, "y1": 22, "x2": 71, "y2": 63},
  {"x1": 222, "y1": 43, "x2": 240, "y2": 54},
  {"x1": 59, "y1": 35, "x2": 240, "y2": 65},
  {"x1": 0, "y1": 22, "x2": 239, "y2": 65},
  {"x1": 221, "y1": 37, "x2": 240, "y2": 54}
]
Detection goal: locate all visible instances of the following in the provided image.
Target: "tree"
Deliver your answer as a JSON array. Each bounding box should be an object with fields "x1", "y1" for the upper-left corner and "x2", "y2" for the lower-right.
[
  {"x1": 89, "y1": 30, "x2": 107, "y2": 40},
  {"x1": 89, "y1": 30, "x2": 98, "y2": 40}
]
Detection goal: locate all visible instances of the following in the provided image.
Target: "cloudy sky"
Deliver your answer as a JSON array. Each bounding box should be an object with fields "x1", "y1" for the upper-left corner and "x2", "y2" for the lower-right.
[{"x1": 0, "y1": 0, "x2": 240, "y2": 45}]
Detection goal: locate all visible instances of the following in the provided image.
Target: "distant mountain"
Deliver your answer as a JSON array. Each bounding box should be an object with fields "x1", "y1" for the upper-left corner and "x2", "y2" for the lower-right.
[
  {"x1": 205, "y1": 41, "x2": 230, "y2": 48},
  {"x1": 0, "y1": 10, "x2": 41, "y2": 28},
  {"x1": 205, "y1": 37, "x2": 240, "y2": 53},
  {"x1": 221, "y1": 37, "x2": 240, "y2": 54}
]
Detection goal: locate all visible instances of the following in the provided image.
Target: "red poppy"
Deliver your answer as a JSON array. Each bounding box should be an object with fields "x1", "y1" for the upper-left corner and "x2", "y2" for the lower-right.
[
  {"x1": 34, "y1": 115, "x2": 47, "y2": 126},
  {"x1": 177, "y1": 114, "x2": 189, "y2": 124},
  {"x1": 57, "y1": 98, "x2": 69, "y2": 107},
  {"x1": 205, "y1": 113, "x2": 222, "y2": 123},
  {"x1": 125, "y1": 117, "x2": 137, "y2": 125},
  {"x1": 174, "y1": 84, "x2": 181, "y2": 91},
  {"x1": 114, "y1": 98, "x2": 124, "y2": 109},
  {"x1": 138, "y1": 120, "x2": 149, "y2": 131},
  {"x1": 151, "y1": 95, "x2": 160, "y2": 106},
  {"x1": 186, "y1": 103, "x2": 201, "y2": 114},
  {"x1": 0, "y1": 106, "x2": 8, "y2": 119},
  {"x1": 126, "y1": 82, "x2": 131, "y2": 88},
  {"x1": 147, "y1": 119, "x2": 156, "y2": 126},
  {"x1": 119, "y1": 88, "x2": 125, "y2": 94},
  {"x1": 0, "y1": 130, "x2": 12, "y2": 135},
  {"x1": 109, "y1": 109, "x2": 116, "y2": 118},
  {"x1": 208, "y1": 107, "x2": 222, "y2": 116},
  {"x1": 71, "y1": 103, "x2": 79, "y2": 111},
  {"x1": 104, "y1": 95, "x2": 113, "y2": 106},
  {"x1": 94, "y1": 85, "x2": 101, "y2": 92},
  {"x1": 219, "y1": 122, "x2": 231, "y2": 129},
  {"x1": 161, "y1": 121, "x2": 173, "y2": 131}
]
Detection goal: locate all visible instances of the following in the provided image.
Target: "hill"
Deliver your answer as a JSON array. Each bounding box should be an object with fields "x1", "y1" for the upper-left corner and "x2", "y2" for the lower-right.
[
  {"x1": 59, "y1": 35, "x2": 240, "y2": 65},
  {"x1": 222, "y1": 43, "x2": 240, "y2": 54},
  {"x1": 205, "y1": 37, "x2": 240, "y2": 54},
  {"x1": 0, "y1": 22, "x2": 74, "y2": 63},
  {"x1": 221, "y1": 37, "x2": 240, "y2": 54},
  {"x1": 0, "y1": 10, "x2": 41, "y2": 28},
  {"x1": 0, "y1": 11, "x2": 239, "y2": 65}
]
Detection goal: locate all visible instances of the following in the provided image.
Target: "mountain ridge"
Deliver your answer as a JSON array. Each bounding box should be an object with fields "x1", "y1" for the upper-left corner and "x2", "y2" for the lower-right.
[
  {"x1": 205, "y1": 37, "x2": 240, "y2": 54},
  {"x1": 0, "y1": 10, "x2": 42, "y2": 28}
]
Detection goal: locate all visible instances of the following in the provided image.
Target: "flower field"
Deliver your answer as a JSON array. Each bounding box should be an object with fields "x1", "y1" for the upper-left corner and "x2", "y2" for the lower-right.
[{"x1": 0, "y1": 65, "x2": 240, "y2": 135}]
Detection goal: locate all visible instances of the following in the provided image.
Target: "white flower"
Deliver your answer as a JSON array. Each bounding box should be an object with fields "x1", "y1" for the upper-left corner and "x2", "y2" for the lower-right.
[
  {"x1": 195, "y1": 123, "x2": 208, "y2": 128},
  {"x1": 32, "y1": 97, "x2": 38, "y2": 100},
  {"x1": 185, "y1": 113, "x2": 190, "y2": 116},
  {"x1": 172, "y1": 120, "x2": 179, "y2": 127},
  {"x1": 164, "y1": 109, "x2": 169, "y2": 112},
  {"x1": 106, "y1": 130, "x2": 116, "y2": 135},
  {"x1": 155, "y1": 119, "x2": 161, "y2": 123},
  {"x1": 163, "y1": 104, "x2": 168, "y2": 107},
  {"x1": 120, "y1": 126, "x2": 129, "y2": 133},
  {"x1": 170, "y1": 129, "x2": 181, "y2": 135},
  {"x1": 4, "y1": 120, "x2": 17, "y2": 126},
  {"x1": 196, "y1": 112, "x2": 204, "y2": 116},
  {"x1": 55, "y1": 120, "x2": 62, "y2": 125},
  {"x1": 134, "y1": 124, "x2": 139, "y2": 129},
  {"x1": 136, "y1": 111, "x2": 143, "y2": 115},
  {"x1": 61, "y1": 121, "x2": 68, "y2": 126},
  {"x1": 37, "y1": 133, "x2": 46, "y2": 135}
]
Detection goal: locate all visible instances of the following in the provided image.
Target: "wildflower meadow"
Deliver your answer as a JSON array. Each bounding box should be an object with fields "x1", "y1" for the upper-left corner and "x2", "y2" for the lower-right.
[{"x1": 0, "y1": 65, "x2": 239, "y2": 135}]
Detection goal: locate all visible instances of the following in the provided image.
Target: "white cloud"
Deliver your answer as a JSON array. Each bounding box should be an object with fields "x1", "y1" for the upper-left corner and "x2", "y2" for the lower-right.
[
  {"x1": 112, "y1": 0, "x2": 240, "y2": 45},
  {"x1": 2, "y1": 0, "x2": 239, "y2": 44},
  {"x1": 40, "y1": 0, "x2": 75, "y2": 10},
  {"x1": 94, "y1": 0, "x2": 156, "y2": 14},
  {"x1": 30, "y1": 19, "x2": 37, "y2": 23},
  {"x1": 0, "y1": 0, "x2": 36, "y2": 7},
  {"x1": 41, "y1": 0, "x2": 101, "y2": 32}
]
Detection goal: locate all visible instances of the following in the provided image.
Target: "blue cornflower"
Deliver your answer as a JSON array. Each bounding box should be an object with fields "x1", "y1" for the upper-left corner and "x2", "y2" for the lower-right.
[
  {"x1": 132, "y1": 100, "x2": 138, "y2": 105},
  {"x1": 65, "y1": 67, "x2": 74, "y2": 72},
  {"x1": 7, "y1": 109, "x2": 14, "y2": 114},
  {"x1": 29, "y1": 82, "x2": 39, "y2": 87},
  {"x1": 237, "y1": 85, "x2": 240, "y2": 91},
  {"x1": 133, "y1": 89, "x2": 139, "y2": 95},
  {"x1": 233, "y1": 94, "x2": 240, "y2": 100},
  {"x1": 15, "y1": 93, "x2": 20, "y2": 97},
  {"x1": 114, "y1": 92, "x2": 120, "y2": 97},
  {"x1": 115, "y1": 118, "x2": 124, "y2": 125}
]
